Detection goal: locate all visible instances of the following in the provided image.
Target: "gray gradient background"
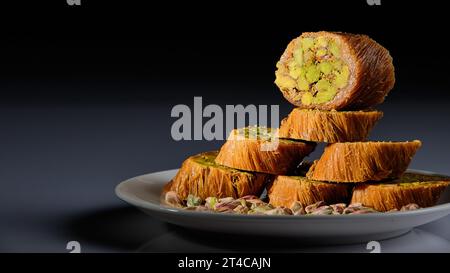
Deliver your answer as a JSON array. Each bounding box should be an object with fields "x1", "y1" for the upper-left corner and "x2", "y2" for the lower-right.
[
  {"x1": 1, "y1": 1, "x2": 450, "y2": 252},
  {"x1": 2, "y1": 84, "x2": 450, "y2": 253}
]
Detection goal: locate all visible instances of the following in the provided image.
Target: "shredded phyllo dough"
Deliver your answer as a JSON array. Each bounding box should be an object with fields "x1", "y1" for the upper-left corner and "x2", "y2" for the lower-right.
[
  {"x1": 306, "y1": 141, "x2": 422, "y2": 182},
  {"x1": 166, "y1": 151, "x2": 270, "y2": 200},
  {"x1": 278, "y1": 109, "x2": 383, "y2": 143},
  {"x1": 164, "y1": 191, "x2": 420, "y2": 215},
  {"x1": 267, "y1": 175, "x2": 352, "y2": 208},
  {"x1": 215, "y1": 126, "x2": 315, "y2": 174},
  {"x1": 351, "y1": 172, "x2": 450, "y2": 212}
]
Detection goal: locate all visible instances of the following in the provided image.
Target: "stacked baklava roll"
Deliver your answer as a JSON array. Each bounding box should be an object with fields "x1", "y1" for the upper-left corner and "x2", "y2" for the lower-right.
[
  {"x1": 164, "y1": 31, "x2": 450, "y2": 212},
  {"x1": 270, "y1": 31, "x2": 449, "y2": 211},
  {"x1": 166, "y1": 126, "x2": 316, "y2": 200}
]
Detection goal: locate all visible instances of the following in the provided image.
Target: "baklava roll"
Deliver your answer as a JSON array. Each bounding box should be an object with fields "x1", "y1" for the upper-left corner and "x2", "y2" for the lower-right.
[
  {"x1": 268, "y1": 175, "x2": 352, "y2": 208},
  {"x1": 215, "y1": 126, "x2": 315, "y2": 175},
  {"x1": 278, "y1": 109, "x2": 383, "y2": 143},
  {"x1": 306, "y1": 141, "x2": 422, "y2": 182},
  {"x1": 275, "y1": 31, "x2": 395, "y2": 110},
  {"x1": 351, "y1": 172, "x2": 450, "y2": 211},
  {"x1": 167, "y1": 151, "x2": 271, "y2": 200}
]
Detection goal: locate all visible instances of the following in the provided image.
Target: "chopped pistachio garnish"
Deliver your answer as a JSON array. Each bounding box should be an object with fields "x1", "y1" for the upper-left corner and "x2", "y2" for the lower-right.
[
  {"x1": 186, "y1": 194, "x2": 202, "y2": 207},
  {"x1": 164, "y1": 192, "x2": 421, "y2": 215}
]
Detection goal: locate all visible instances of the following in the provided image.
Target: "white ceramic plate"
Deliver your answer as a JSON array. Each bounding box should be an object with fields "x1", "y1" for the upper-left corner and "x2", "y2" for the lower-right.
[{"x1": 115, "y1": 169, "x2": 450, "y2": 244}]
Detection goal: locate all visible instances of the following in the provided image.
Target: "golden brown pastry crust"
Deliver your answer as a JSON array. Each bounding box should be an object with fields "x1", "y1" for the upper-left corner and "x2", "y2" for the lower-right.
[
  {"x1": 351, "y1": 172, "x2": 450, "y2": 211},
  {"x1": 268, "y1": 175, "x2": 352, "y2": 208},
  {"x1": 306, "y1": 141, "x2": 422, "y2": 182},
  {"x1": 278, "y1": 109, "x2": 383, "y2": 143},
  {"x1": 275, "y1": 31, "x2": 395, "y2": 110},
  {"x1": 167, "y1": 151, "x2": 270, "y2": 200},
  {"x1": 215, "y1": 129, "x2": 315, "y2": 175}
]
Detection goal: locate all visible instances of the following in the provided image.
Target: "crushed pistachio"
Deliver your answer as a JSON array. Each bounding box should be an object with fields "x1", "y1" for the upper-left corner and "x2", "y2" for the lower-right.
[
  {"x1": 186, "y1": 194, "x2": 202, "y2": 207},
  {"x1": 164, "y1": 191, "x2": 421, "y2": 216},
  {"x1": 275, "y1": 35, "x2": 351, "y2": 105}
]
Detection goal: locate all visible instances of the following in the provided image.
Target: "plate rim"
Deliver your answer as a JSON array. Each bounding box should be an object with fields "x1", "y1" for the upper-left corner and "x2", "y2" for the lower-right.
[{"x1": 115, "y1": 168, "x2": 450, "y2": 221}]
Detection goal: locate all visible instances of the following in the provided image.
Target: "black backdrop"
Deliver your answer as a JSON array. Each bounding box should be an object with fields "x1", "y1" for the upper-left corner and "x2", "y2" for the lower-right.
[{"x1": 1, "y1": 0, "x2": 447, "y2": 103}]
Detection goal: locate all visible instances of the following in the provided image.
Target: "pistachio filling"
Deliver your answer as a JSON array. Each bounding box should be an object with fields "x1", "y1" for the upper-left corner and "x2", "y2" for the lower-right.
[
  {"x1": 380, "y1": 172, "x2": 450, "y2": 187},
  {"x1": 234, "y1": 126, "x2": 306, "y2": 144},
  {"x1": 192, "y1": 152, "x2": 255, "y2": 176},
  {"x1": 235, "y1": 126, "x2": 274, "y2": 140},
  {"x1": 193, "y1": 152, "x2": 221, "y2": 167},
  {"x1": 276, "y1": 36, "x2": 350, "y2": 105}
]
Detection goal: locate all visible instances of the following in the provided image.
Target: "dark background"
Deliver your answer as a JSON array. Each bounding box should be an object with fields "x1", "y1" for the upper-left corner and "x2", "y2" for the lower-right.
[
  {"x1": 1, "y1": 1, "x2": 450, "y2": 252},
  {"x1": 2, "y1": 1, "x2": 448, "y2": 103}
]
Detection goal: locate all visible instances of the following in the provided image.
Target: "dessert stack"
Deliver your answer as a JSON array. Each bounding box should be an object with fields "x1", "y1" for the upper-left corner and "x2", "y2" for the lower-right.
[{"x1": 164, "y1": 31, "x2": 450, "y2": 213}]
